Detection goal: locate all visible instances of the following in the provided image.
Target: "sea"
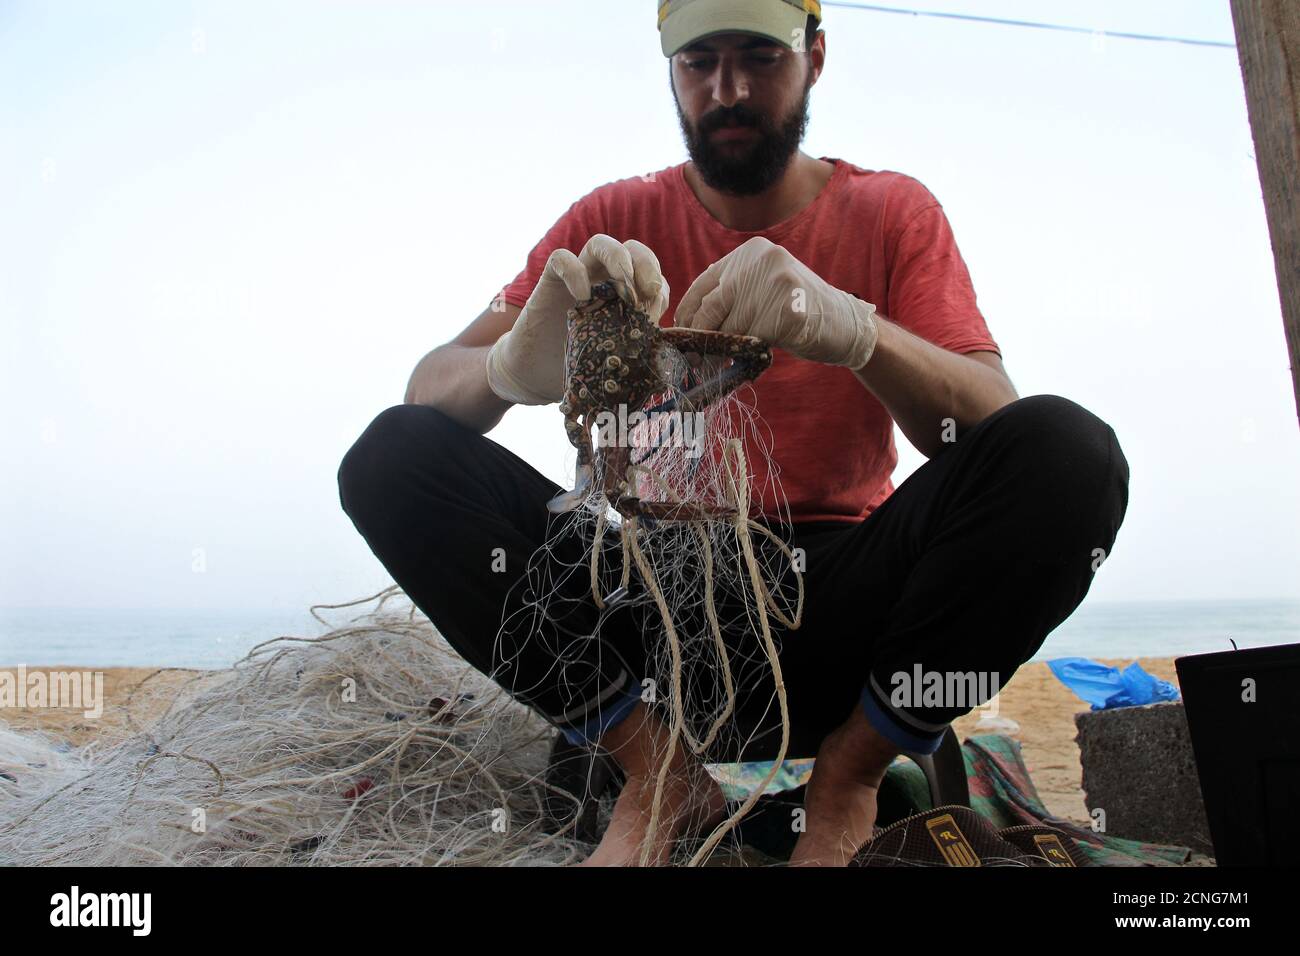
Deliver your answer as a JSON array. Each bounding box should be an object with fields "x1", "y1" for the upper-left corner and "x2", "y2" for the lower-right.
[{"x1": 1, "y1": 599, "x2": 1297, "y2": 670}]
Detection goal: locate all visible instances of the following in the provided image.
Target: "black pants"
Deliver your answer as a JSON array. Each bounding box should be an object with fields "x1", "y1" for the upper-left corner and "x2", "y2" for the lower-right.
[{"x1": 337, "y1": 395, "x2": 1129, "y2": 762}]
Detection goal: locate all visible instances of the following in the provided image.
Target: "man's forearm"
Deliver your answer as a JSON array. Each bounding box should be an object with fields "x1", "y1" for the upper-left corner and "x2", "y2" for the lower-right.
[
  {"x1": 404, "y1": 343, "x2": 513, "y2": 435},
  {"x1": 852, "y1": 315, "x2": 1018, "y2": 458}
]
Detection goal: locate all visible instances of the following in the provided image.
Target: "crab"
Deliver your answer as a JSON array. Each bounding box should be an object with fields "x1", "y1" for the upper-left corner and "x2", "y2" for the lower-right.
[{"x1": 546, "y1": 279, "x2": 772, "y2": 522}]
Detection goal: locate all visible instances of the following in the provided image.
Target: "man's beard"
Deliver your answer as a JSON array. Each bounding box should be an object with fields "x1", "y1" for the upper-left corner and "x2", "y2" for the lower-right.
[{"x1": 675, "y1": 75, "x2": 813, "y2": 197}]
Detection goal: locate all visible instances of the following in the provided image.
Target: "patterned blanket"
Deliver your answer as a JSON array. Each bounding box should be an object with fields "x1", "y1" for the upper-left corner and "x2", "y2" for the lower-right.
[{"x1": 712, "y1": 733, "x2": 1193, "y2": 866}]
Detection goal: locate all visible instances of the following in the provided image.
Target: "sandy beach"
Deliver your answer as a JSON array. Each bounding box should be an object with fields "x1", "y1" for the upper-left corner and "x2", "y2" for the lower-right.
[{"x1": 0, "y1": 656, "x2": 1181, "y2": 828}]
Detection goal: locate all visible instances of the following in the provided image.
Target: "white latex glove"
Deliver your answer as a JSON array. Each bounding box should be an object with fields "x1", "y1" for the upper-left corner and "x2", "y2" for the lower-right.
[
  {"x1": 485, "y1": 235, "x2": 670, "y2": 406},
  {"x1": 674, "y1": 236, "x2": 879, "y2": 369}
]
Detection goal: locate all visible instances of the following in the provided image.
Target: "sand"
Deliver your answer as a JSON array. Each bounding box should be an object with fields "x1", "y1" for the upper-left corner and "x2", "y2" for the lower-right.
[
  {"x1": 1, "y1": 666, "x2": 200, "y2": 749},
  {"x1": 0, "y1": 656, "x2": 1180, "y2": 829}
]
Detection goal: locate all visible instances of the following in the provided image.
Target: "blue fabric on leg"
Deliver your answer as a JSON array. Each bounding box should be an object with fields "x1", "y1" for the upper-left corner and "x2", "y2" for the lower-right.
[
  {"x1": 859, "y1": 686, "x2": 945, "y2": 755},
  {"x1": 560, "y1": 684, "x2": 644, "y2": 747}
]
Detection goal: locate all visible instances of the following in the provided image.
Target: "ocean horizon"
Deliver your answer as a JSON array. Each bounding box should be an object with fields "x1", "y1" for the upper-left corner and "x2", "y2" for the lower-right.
[{"x1": 1, "y1": 597, "x2": 1297, "y2": 671}]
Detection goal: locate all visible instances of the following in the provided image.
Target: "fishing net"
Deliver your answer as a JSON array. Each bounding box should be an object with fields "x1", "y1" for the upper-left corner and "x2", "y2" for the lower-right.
[
  {"x1": 517, "y1": 329, "x2": 806, "y2": 864},
  {"x1": 0, "y1": 590, "x2": 590, "y2": 866}
]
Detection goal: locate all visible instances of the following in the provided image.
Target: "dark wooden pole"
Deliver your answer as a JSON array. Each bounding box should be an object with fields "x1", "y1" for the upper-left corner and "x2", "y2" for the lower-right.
[{"x1": 1231, "y1": 0, "x2": 1300, "y2": 428}]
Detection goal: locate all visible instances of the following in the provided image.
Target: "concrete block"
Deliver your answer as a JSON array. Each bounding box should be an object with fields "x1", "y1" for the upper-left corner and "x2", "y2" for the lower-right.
[{"x1": 1074, "y1": 701, "x2": 1213, "y2": 855}]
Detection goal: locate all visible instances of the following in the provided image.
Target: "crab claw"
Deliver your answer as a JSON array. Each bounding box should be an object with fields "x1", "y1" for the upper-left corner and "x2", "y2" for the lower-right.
[{"x1": 546, "y1": 463, "x2": 594, "y2": 514}]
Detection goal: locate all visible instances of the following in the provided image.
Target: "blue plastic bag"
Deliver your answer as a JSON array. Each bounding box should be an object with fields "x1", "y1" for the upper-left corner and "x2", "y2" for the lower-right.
[{"x1": 1047, "y1": 657, "x2": 1181, "y2": 710}]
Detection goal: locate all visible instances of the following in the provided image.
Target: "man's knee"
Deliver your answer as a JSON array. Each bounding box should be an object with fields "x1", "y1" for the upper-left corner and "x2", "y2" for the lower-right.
[
  {"x1": 990, "y1": 394, "x2": 1128, "y2": 491},
  {"x1": 337, "y1": 403, "x2": 462, "y2": 525},
  {"x1": 975, "y1": 394, "x2": 1130, "y2": 554}
]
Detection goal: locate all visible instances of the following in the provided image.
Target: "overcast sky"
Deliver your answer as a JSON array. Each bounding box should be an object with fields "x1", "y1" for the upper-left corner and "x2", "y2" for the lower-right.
[{"x1": 2, "y1": 0, "x2": 1296, "y2": 616}]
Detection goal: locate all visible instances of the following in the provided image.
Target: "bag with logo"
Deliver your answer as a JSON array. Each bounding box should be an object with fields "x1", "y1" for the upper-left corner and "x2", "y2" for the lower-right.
[{"x1": 850, "y1": 804, "x2": 1091, "y2": 867}]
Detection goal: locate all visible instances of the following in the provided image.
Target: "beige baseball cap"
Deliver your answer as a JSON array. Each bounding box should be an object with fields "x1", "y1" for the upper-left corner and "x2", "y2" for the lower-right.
[{"x1": 658, "y1": 0, "x2": 822, "y2": 57}]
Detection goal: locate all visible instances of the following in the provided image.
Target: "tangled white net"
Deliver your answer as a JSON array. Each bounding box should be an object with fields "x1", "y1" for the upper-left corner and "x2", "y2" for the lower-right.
[
  {"x1": 0, "y1": 590, "x2": 591, "y2": 866},
  {"x1": 512, "y1": 356, "x2": 806, "y2": 865}
]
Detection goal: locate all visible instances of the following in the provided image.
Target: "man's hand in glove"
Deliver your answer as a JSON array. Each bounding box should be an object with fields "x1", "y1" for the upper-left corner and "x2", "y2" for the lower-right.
[
  {"x1": 672, "y1": 237, "x2": 879, "y2": 370},
  {"x1": 485, "y1": 235, "x2": 670, "y2": 406}
]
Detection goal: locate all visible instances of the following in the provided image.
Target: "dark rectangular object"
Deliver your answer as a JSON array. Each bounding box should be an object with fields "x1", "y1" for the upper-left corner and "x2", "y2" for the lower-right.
[{"x1": 1176, "y1": 642, "x2": 1300, "y2": 866}]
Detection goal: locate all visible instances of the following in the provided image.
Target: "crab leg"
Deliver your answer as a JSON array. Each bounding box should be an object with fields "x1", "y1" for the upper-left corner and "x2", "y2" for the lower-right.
[
  {"x1": 601, "y1": 441, "x2": 632, "y2": 507},
  {"x1": 656, "y1": 328, "x2": 772, "y2": 412},
  {"x1": 615, "y1": 499, "x2": 738, "y2": 522},
  {"x1": 547, "y1": 407, "x2": 596, "y2": 514}
]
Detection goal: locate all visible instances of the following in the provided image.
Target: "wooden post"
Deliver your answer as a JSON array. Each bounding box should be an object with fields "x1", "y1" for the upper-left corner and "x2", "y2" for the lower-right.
[{"x1": 1231, "y1": 1, "x2": 1300, "y2": 428}]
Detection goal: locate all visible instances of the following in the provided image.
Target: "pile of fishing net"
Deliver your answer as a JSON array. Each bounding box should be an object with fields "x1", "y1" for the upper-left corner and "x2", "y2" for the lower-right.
[{"x1": 0, "y1": 589, "x2": 591, "y2": 866}]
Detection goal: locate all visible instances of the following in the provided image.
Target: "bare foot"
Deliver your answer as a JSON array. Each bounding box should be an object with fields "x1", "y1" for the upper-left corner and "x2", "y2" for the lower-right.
[
  {"x1": 787, "y1": 769, "x2": 880, "y2": 866},
  {"x1": 578, "y1": 763, "x2": 727, "y2": 866},
  {"x1": 788, "y1": 706, "x2": 899, "y2": 867},
  {"x1": 573, "y1": 700, "x2": 728, "y2": 866}
]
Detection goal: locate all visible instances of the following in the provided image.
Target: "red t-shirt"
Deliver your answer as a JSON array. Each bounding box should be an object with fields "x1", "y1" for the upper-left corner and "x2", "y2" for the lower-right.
[{"x1": 498, "y1": 158, "x2": 1000, "y2": 524}]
